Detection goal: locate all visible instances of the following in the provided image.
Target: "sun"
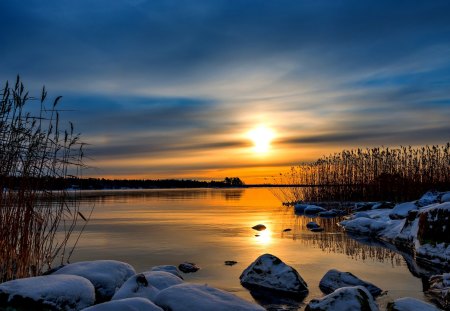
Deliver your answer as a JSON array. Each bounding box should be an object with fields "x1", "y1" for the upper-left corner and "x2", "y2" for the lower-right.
[{"x1": 247, "y1": 125, "x2": 275, "y2": 154}]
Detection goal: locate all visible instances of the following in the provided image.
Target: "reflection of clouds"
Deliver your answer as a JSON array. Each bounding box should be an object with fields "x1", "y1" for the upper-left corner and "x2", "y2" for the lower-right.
[{"x1": 273, "y1": 207, "x2": 404, "y2": 266}]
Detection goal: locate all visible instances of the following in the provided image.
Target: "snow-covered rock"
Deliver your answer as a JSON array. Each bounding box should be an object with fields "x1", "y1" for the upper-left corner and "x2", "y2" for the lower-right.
[
  {"x1": 294, "y1": 203, "x2": 308, "y2": 213},
  {"x1": 305, "y1": 286, "x2": 378, "y2": 311},
  {"x1": 418, "y1": 191, "x2": 441, "y2": 207},
  {"x1": 112, "y1": 270, "x2": 184, "y2": 301},
  {"x1": 178, "y1": 262, "x2": 200, "y2": 273},
  {"x1": 150, "y1": 265, "x2": 183, "y2": 279},
  {"x1": 427, "y1": 273, "x2": 450, "y2": 310},
  {"x1": 371, "y1": 202, "x2": 395, "y2": 210},
  {"x1": 386, "y1": 297, "x2": 440, "y2": 311},
  {"x1": 304, "y1": 205, "x2": 326, "y2": 215},
  {"x1": 442, "y1": 192, "x2": 450, "y2": 203},
  {"x1": 319, "y1": 269, "x2": 382, "y2": 296},
  {"x1": 82, "y1": 297, "x2": 163, "y2": 311},
  {"x1": 52, "y1": 260, "x2": 136, "y2": 302},
  {"x1": 318, "y1": 210, "x2": 338, "y2": 217},
  {"x1": 240, "y1": 254, "x2": 308, "y2": 295},
  {"x1": 0, "y1": 274, "x2": 95, "y2": 311},
  {"x1": 389, "y1": 201, "x2": 418, "y2": 219},
  {"x1": 154, "y1": 283, "x2": 265, "y2": 311}
]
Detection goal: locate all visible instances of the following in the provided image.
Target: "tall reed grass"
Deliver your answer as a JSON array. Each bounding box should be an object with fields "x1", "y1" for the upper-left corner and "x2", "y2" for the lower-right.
[
  {"x1": 0, "y1": 76, "x2": 87, "y2": 282},
  {"x1": 271, "y1": 144, "x2": 450, "y2": 203}
]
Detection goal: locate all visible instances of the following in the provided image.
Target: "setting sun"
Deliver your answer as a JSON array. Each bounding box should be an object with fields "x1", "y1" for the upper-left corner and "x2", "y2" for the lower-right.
[{"x1": 248, "y1": 125, "x2": 275, "y2": 154}]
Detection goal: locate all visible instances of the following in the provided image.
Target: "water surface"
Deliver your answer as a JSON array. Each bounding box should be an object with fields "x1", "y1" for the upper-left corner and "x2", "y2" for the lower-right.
[{"x1": 71, "y1": 188, "x2": 432, "y2": 310}]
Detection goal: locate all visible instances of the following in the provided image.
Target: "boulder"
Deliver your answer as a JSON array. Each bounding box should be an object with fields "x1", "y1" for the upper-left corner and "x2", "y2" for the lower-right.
[
  {"x1": 417, "y1": 202, "x2": 450, "y2": 245},
  {"x1": 154, "y1": 283, "x2": 265, "y2": 311},
  {"x1": 306, "y1": 221, "x2": 320, "y2": 229},
  {"x1": 389, "y1": 202, "x2": 418, "y2": 219},
  {"x1": 319, "y1": 269, "x2": 382, "y2": 296},
  {"x1": 150, "y1": 265, "x2": 183, "y2": 279},
  {"x1": 240, "y1": 254, "x2": 308, "y2": 295},
  {"x1": 371, "y1": 202, "x2": 395, "y2": 210},
  {"x1": 305, "y1": 286, "x2": 378, "y2": 311},
  {"x1": 52, "y1": 260, "x2": 136, "y2": 302},
  {"x1": 112, "y1": 271, "x2": 183, "y2": 301},
  {"x1": 0, "y1": 274, "x2": 95, "y2": 311},
  {"x1": 82, "y1": 297, "x2": 163, "y2": 311},
  {"x1": 294, "y1": 204, "x2": 308, "y2": 214},
  {"x1": 252, "y1": 224, "x2": 266, "y2": 231},
  {"x1": 417, "y1": 191, "x2": 441, "y2": 207},
  {"x1": 427, "y1": 273, "x2": 450, "y2": 310},
  {"x1": 387, "y1": 297, "x2": 440, "y2": 311},
  {"x1": 442, "y1": 192, "x2": 450, "y2": 203},
  {"x1": 304, "y1": 205, "x2": 326, "y2": 215},
  {"x1": 178, "y1": 262, "x2": 200, "y2": 273},
  {"x1": 318, "y1": 210, "x2": 338, "y2": 218}
]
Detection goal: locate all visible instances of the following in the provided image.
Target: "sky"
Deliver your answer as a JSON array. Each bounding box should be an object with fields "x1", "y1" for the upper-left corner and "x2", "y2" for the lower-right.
[{"x1": 1, "y1": 1, "x2": 449, "y2": 183}]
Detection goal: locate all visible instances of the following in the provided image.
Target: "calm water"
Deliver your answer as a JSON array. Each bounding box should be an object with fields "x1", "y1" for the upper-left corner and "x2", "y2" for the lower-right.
[{"x1": 70, "y1": 188, "x2": 433, "y2": 310}]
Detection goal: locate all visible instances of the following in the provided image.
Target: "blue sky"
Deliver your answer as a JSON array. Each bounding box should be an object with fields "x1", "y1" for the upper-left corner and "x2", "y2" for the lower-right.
[{"x1": 1, "y1": 1, "x2": 449, "y2": 182}]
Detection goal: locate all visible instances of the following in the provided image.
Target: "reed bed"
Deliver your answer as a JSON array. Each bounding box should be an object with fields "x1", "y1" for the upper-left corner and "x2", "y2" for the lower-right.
[
  {"x1": 271, "y1": 144, "x2": 450, "y2": 203},
  {"x1": 0, "y1": 77, "x2": 87, "y2": 282}
]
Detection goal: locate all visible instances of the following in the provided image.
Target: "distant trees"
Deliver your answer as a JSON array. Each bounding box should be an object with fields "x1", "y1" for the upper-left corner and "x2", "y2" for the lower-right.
[{"x1": 223, "y1": 177, "x2": 245, "y2": 187}]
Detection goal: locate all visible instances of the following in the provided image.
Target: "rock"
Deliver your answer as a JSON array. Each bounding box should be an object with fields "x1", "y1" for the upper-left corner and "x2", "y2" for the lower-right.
[
  {"x1": 442, "y1": 192, "x2": 450, "y2": 203},
  {"x1": 112, "y1": 271, "x2": 183, "y2": 301},
  {"x1": 353, "y1": 202, "x2": 376, "y2": 212},
  {"x1": 82, "y1": 297, "x2": 163, "y2": 311},
  {"x1": 418, "y1": 191, "x2": 441, "y2": 207},
  {"x1": 178, "y1": 262, "x2": 200, "y2": 273},
  {"x1": 150, "y1": 265, "x2": 183, "y2": 279},
  {"x1": 294, "y1": 203, "x2": 308, "y2": 214},
  {"x1": 387, "y1": 297, "x2": 440, "y2": 311},
  {"x1": 283, "y1": 228, "x2": 292, "y2": 232},
  {"x1": 225, "y1": 261, "x2": 238, "y2": 266},
  {"x1": 427, "y1": 273, "x2": 450, "y2": 310},
  {"x1": 319, "y1": 269, "x2": 382, "y2": 296},
  {"x1": 306, "y1": 221, "x2": 320, "y2": 229},
  {"x1": 240, "y1": 253, "x2": 308, "y2": 295},
  {"x1": 154, "y1": 283, "x2": 265, "y2": 311},
  {"x1": 304, "y1": 205, "x2": 327, "y2": 215},
  {"x1": 417, "y1": 202, "x2": 450, "y2": 245},
  {"x1": 52, "y1": 260, "x2": 136, "y2": 302},
  {"x1": 371, "y1": 202, "x2": 395, "y2": 210},
  {"x1": 389, "y1": 201, "x2": 418, "y2": 219},
  {"x1": 305, "y1": 286, "x2": 378, "y2": 311},
  {"x1": 318, "y1": 210, "x2": 338, "y2": 218},
  {"x1": 252, "y1": 224, "x2": 266, "y2": 231},
  {"x1": 0, "y1": 274, "x2": 95, "y2": 311}
]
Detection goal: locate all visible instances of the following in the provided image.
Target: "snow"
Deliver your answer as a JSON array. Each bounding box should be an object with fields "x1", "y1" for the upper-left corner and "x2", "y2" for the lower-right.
[
  {"x1": 52, "y1": 260, "x2": 136, "y2": 302},
  {"x1": 389, "y1": 201, "x2": 418, "y2": 219},
  {"x1": 82, "y1": 297, "x2": 163, "y2": 311},
  {"x1": 240, "y1": 253, "x2": 308, "y2": 295},
  {"x1": 418, "y1": 191, "x2": 441, "y2": 207},
  {"x1": 0, "y1": 274, "x2": 95, "y2": 311},
  {"x1": 150, "y1": 265, "x2": 183, "y2": 279},
  {"x1": 112, "y1": 270, "x2": 184, "y2": 301},
  {"x1": 442, "y1": 192, "x2": 450, "y2": 203},
  {"x1": 154, "y1": 283, "x2": 265, "y2": 311},
  {"x1": 305, "y1": 286, "x2": 379, "y2": 311},
  {"x1": 387, "y1": 297, "x2": 440, "y2": 311},
  {"x1": 319, "y1": 269, "x2": 382, "y2": 296}
]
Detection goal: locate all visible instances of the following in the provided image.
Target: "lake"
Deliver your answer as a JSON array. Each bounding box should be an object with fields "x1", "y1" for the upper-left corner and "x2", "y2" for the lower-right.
[{"x1": 70, "y1": 188, "x2": 433, "y2": 310}]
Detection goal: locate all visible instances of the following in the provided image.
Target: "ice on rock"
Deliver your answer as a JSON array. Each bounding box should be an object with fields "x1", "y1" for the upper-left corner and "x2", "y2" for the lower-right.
[
  {"x1": 240, "y1": 254, "x2": 308, "y2": 295},
  {"x1": 52, "y1": 260, "x2": 136, "y2": 302},
  {"x1": 389, "y1": 201, "x2": 418, "y2": 219},
  {"x1": 154, "y1": 283, "x2": 265, "y2": 311},
  {"x1": 150, "y1": 265, "x2": 183, "y2": 279},
  {"x1": 0, "y1": 274, "x2": 95, "y2": 311}
]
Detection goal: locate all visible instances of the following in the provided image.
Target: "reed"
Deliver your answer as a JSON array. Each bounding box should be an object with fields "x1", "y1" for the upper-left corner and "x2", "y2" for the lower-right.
[
  {"x1": 272, "y1": 144, "x2": 450, "y2": 203},
  {"x1": 0, "y1": 76, "x2": 87, "y2": 282}
]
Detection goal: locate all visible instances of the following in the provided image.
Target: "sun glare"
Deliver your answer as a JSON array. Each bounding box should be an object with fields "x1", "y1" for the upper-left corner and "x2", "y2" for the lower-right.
[{"x1": 248, "y1": 125, "x2": 275, "y2": 154}]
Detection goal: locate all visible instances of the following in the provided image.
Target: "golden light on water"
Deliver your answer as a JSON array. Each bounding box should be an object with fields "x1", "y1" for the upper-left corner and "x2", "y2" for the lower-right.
[
  {"x1": 247, "y1": 125, "x2": 275, "y2": 154},
  {"x1": 254, "y1": 228, "x2": 272, "y2": 245}
]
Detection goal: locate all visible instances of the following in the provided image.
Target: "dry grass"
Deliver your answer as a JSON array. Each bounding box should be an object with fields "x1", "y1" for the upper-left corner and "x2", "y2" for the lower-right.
[
  {"x1": 0, "y1": 76, "x2": 87, "y2": 282},
  {"x1": 271, "y1": 144, "x2": 450, "y2": 203}
]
